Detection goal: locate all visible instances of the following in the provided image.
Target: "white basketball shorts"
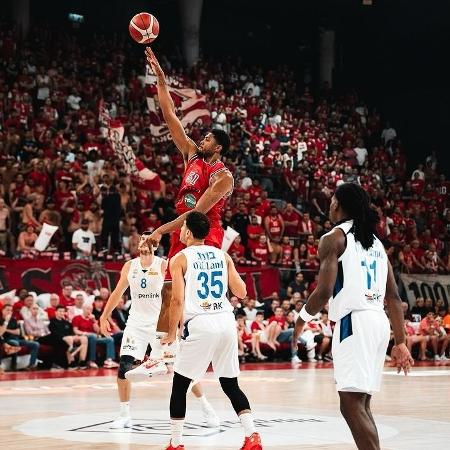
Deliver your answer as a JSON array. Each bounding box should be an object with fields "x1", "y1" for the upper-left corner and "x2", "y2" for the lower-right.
[
  {"x1": 120, "y1": 322, "x2": 161, "y2": 361},
  {"x1": 174, "y1": 312, "x2": 240, "y2": 381},
  {"x1": 332, "y1": 309, "x2": 390, "y2": 394}
]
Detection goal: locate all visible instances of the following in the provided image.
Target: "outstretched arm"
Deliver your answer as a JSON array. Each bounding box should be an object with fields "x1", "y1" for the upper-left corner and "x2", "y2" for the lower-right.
[
  {"x1": 145, "y1": 47, "x2": 197, "y2": 161},
  {"x1": 293, "y1": 229, "x2": 345, "y2": 345},
  {"x1": 146, "y1": 170, "x2": 233, "y2": 247}
]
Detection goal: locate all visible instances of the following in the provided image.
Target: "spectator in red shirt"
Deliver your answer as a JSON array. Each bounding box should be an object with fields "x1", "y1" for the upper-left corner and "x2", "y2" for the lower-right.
[
  {"x1": 264, "y1": 205, "x2": 284, "y2": 263},
  {"x1": 228, "y1": 235, "x2": 246, "y2": 265},
  {"x1": 246, "y1": 215, "x2": 264, "y2": 251},
  {"x1": 45, "y1": 293, "x2": 61, "y2": 320},
  {"x1": 251, "y1": 235, "x2": 272, "y2": 266},
  {"x1": 72, "y1": 304, "x2": 118, "y2": 369},
  {"x1": 282, "y1": 202, "x2": 301, "y2": 237},
  {"x1": 59, "y1": 283, "x2": 75, "y2": 307},
  {"x1": 418, "y1": 312, "x2": 448, "y2": 361}
]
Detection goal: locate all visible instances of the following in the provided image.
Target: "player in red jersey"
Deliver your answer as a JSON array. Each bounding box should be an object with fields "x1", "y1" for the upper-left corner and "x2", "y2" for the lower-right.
[{"x1": 144, "y1": 47, "x2": 234, "y2": 329}]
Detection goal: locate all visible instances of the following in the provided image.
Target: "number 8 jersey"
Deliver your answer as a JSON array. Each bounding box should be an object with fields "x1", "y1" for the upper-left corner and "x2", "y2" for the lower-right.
[
  {"x1": 328, "y1": 220, "x2": 388, "y2": 322},
  {"x1": 181, "y1": 245, "x2": 233, "y2": 321}
]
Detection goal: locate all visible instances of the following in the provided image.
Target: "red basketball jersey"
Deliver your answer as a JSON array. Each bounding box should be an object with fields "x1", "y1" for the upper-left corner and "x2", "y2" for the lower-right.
[{"x1": 175, "y1": 154, "x2": 231, "y2": 226}]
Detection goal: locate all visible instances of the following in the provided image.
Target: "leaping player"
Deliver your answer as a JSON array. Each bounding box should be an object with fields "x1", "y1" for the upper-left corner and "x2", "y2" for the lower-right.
[
  {"x1": 99, "y1": 232, "x2": 219, "y2": 429},
  {"x1": 143, "y1": 48, "x2": 234, "y2": 358}
]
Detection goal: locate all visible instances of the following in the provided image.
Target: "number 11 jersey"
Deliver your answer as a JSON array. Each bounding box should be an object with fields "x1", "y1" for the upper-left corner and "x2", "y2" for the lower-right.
[
  {"x1": 181, "y1": 245, "x2": 233, "y2": 321},
  {"x1": 328, "y1": 220, "x2": 388, "y2": 322}
]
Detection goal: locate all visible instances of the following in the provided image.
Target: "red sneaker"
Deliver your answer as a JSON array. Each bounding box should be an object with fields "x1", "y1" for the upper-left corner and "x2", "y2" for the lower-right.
[
  {"x1": 240, "y1": 432, "x2": 262, "y2": 450},
  {"x1": 165, "y1": 441, "x2": 185, "y2": 450}
]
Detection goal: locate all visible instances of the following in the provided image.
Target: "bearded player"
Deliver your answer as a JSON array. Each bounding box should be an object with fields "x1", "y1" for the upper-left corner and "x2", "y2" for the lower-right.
[
  {"x1": 144, "y1": 48, "x2": 234, "y2": 351},
  {"x1": 99, "y1": 232, "x2": 219, "y2": 429}
]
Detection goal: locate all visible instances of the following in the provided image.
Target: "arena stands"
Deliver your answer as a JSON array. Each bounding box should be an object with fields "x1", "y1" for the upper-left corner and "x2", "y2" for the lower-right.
[{"x1": 1, "y1": 20, "x2": 449, "y2": 372}]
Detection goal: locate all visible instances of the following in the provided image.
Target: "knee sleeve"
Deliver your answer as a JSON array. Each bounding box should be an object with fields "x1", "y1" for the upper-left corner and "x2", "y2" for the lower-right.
[
  {"x1": 117, "y1": 355, "x2": 134, "y2": 379},
  {"x1": 219, "y1": 377, "x2": 250, "y2": 415},
  {"x1": 170, "y1": 372, "x2": 192, "y2": 418}
]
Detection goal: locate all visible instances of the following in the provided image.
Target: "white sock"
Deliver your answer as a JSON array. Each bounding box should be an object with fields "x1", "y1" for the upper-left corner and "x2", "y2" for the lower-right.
[
  {"x1": 239, "y1": 412, "x2": 255, "y2": 437},
  {"x1": 197, "y1": 395, "x2": 209, "y2": 409},
  {"x1": 170, "y1": 418, "x2": 184, "y2": 446},
  {"x1": 120, "y1": 401, "x2": 130, "y2": 417}
]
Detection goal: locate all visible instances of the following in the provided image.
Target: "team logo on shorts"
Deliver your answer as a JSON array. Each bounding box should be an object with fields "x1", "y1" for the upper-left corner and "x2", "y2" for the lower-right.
[
  {"x1": 122, "y1": 336, "x2": 137, "y2": 351},
  {"x1": 184, "y1": 193, "x2": 197, "y2": 209}
]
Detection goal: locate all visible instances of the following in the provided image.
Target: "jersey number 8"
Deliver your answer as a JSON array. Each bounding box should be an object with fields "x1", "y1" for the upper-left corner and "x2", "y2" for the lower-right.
[
  {"x1": 141, "y1": 278, "x2": 147, "y2": 289},
  {"x1": 197, "y1": 271, "x2": 224, "y2": 299}
]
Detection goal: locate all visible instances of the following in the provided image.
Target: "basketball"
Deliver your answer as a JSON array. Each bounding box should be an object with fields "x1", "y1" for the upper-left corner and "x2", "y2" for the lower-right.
[{"x1": 129, "y1": 12, "x2": 159, "y2": 44}]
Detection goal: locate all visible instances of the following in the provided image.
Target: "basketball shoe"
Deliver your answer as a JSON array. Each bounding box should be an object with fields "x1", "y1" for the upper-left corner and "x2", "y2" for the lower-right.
[
  {"x1": 201, "y1": 399, "x2": 220, "y2": 428},
  {"x1": 109, "y1": 416, "x2": 132, "y2": 429},
  {"x1": 125, "y1": 358, "x2": 167, "y2": 381},
  {"x1": 164, "y1": 441, "x2": 185, "y2": 450},
  {"x1": 240, "y1": 432, "x2": 263, "y2": 450}
]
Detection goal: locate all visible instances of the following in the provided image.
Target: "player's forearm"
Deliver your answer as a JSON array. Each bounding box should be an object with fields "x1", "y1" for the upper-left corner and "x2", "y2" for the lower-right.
[
  {"x1": 102, "y1": 292, "x2": 122, "y2": 319},
  {"x1": 386, "y1": 296, "x2": 406, "y2": 345},
  {"x1": 156, "y1": 76, "x2": 176, "y2": 115},
  {"x1": 167, "y1": 297, "x2": 183, "y2": 337},
  {"x1": 157, "y1": 212, "x2": 188, "y2": 235}
]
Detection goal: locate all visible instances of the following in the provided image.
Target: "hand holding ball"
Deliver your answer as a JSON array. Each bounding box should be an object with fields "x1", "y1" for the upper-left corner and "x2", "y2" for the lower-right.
[{"x1": 129, "y1": 12, "x2": 159, "y2": 44}]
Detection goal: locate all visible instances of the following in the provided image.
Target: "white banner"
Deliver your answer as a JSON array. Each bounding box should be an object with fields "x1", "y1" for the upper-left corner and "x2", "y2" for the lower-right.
[
  {"x1": 400, "y1": 273, "x2": 450, "y2": 308},
  {"x1": 34, "y1": 223, "x2": 59, "y2": 251},
  {"x1": 221, "y1": 227, "x2": 240, "y2": 253}
]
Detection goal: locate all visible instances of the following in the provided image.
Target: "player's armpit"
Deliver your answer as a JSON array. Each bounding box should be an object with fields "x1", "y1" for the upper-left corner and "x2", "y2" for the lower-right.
[{"x1": 102, "y1": 261, "x2": 131, "y2": 318}]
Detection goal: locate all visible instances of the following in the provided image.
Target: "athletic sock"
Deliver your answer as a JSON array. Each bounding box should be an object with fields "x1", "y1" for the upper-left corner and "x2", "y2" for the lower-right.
[
  {"x1": 120, "y1": 401, "x2": 130, "y2": 417},
  {"x1": 170, "y1": 418, "x2": 185, "y2": 446},
  {"x1": 239, "y1": 412, "x2": 256, "y2": 437},
  {"x1": 197, "y1": 395, "x2": 210, "y2": 409}
]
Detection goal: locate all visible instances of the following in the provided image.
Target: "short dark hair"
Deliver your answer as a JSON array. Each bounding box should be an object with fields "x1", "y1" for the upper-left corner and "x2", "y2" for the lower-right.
[
  {"x1": 211, "y1": 129, "x2": 230, "y2": 154},
  {"x1": 185, "y1": 211, "x2": 210, "y2": 240},
  {"x1": 256, "y1": 311, "x2": 264, "y2": 316},
  {"x1": 55, "y1": 305, "x2": 66, "y2": 311}
]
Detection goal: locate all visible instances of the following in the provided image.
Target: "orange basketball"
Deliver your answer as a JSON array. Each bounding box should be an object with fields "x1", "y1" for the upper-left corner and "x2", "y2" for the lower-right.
[{"x1": 129, "y1": 12, "x2": 159, "y2": 44}]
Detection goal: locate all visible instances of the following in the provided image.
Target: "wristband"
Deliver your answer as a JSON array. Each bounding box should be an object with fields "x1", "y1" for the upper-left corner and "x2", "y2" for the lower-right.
[{"x1": 299, "y1": 306, "x2": 315, "y2": 323}]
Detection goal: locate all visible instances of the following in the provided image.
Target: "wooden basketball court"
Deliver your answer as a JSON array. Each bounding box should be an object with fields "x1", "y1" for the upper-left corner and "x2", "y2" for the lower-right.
[{"x1": 1, "y1": 362, "x2": 449, "y2": 449}]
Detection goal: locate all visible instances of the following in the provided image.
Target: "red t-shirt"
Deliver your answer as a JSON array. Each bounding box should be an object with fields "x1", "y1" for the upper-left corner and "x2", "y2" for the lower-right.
[
  {"x1": 269, "y1": 315, "x2": 286, "y2": 328},
  {"x1": 72, "y1": 315, "x2": 96, "y2": 333},
  {"x1": 45, "y1": 307, "x2": 56, "y2": 320},
  {"x1": 59, "y1": 293, "x2": 75, "y2": 307}
]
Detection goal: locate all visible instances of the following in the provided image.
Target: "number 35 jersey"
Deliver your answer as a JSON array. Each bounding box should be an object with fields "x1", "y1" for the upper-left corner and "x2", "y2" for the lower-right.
[
  {"x1": 127, "y1": 256, "x2": 165, "y2": 327},
  {"x1": 328, "y1": 220, "x2": 388, "y2": 322},
  {"x1": 181, "y1": 245, "x2": 233, "y2": 321}
]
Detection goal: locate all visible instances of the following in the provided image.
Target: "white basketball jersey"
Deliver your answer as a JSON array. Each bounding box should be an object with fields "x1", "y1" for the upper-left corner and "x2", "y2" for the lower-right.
[
  {"x1": 126, "y1": 256, "x2": 164, "y2": 326},
  {"x1": 328, "y1": 220, "x2": 388, "y2": 322},
  {"x1": 181, "y1": 245, "x2": 233, "y2": 321}
]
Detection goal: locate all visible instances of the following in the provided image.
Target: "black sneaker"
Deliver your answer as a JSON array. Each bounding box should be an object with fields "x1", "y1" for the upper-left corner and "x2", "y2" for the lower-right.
[
  {"x1": 68, "y1": 361, "x2": 78, "y2": 371},
  {"x1": 78, "y1": 360, "x2": 88, "y2": 370}
]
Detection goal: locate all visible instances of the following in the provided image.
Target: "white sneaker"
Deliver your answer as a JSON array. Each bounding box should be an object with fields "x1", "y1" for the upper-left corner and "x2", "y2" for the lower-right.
[
  {"x1": 202, "y1": 402, "x2": 220, "y2": 428},
  {"x1": 104, "y1": 359, "x2": 119, "y2": 369},
  {"x1": 440, "y1": 355, "x2": 449, "y2": 361},
  {"x1": 307, "y1": 348, "x2": 316, "y2": 361},
  {"x1": 434, "y1": 355, "x2": 441, "y2": 361},
  {"x1": 125, "y1": 359, "x2": 168, "y2": 381},
  {"x1": 291, "y1": 355, "x2": 302, "y2": 365},
  {"x1": 109, "y1": 415, "x2": 132, "y2": 429}
]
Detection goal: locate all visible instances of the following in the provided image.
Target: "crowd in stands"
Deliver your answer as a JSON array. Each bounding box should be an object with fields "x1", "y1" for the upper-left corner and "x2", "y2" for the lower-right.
[{"x1": 1, "y1": 21, "x2": 450, "y2": 371}]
